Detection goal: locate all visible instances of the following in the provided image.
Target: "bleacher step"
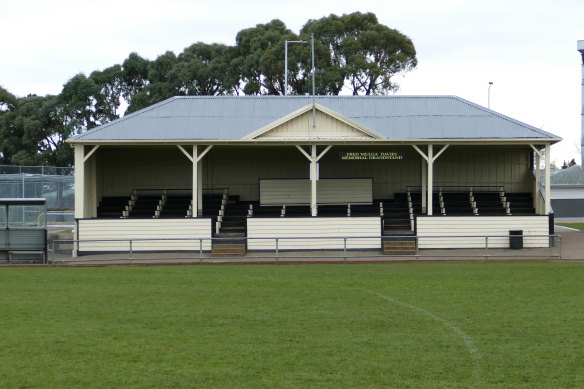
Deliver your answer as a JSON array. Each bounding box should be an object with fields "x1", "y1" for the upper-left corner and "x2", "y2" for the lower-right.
[
  {"x1": 211, "y1": 243, "x2": 246, "y2": 256},
  {"x1": 383, "y1": 239, "x2": 417, "y2": 255}
]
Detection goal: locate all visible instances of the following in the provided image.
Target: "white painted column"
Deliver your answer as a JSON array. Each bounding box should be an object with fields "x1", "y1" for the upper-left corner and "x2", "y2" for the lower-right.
[
  {"x1": 534, "y1": 151, "x2": 541, "y2": 212},
  {"x1": 311, "y1": 145, "x2": 317, "y2": 216},
  {"x1": 544, "y1": 143, "x2": 551, "y2": 214},
  {"x1": 421, "y1": 156, "x2": 427, "y2": 213},
  {"x1": 88, "y1": 157, "x2": 97, "y2": 218},
  {"x1": 192, "y1": 146, "x2": 199, "y2": 217},
  {"x1": 74, "y1": 144, "x2": 85, "y2": 219},
  {"x1": 197, "y1": 159, "x2": 203, "y2": 215},
  {"x1": 427, "y1": 145, "x2": 434, "y2": 216}
]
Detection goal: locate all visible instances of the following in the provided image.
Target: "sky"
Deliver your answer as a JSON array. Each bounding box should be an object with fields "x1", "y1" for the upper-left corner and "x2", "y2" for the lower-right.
[{"x1": 1, "y1": 0, "x2": 583, "y2": 164}]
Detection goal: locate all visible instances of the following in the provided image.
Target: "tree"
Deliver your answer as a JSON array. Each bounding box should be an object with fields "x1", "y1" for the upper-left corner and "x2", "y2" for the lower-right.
[
  {"x1": 121, "y1": 52, "x2": 150, "y2": 107},
  {"x1": 234, "y1": 19, "x2": 299, "y2": 95},
  {"x1": 127, "y1": 51, "x2": 178, "y2": 113},
  {"x1": 0, "y1": 94, "x2": 72, "y2": 166},
  {"x1": 170, "y1": 43, "x2": 238, "y2": 96},
  {"x1": 59, "y1": 74, "x2": 101, "y2": 134},
  {"x1": 301, "y1": 12, "x2": 417, "y2": 95},
  {"x1": 89, "y1": 64, "x2": 125, "y2": 120}
]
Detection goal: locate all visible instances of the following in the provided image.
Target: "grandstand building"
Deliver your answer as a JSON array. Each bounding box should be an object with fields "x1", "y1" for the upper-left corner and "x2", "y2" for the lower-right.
[{"x1": 67, "y1": 96, "x2": 561, "y2": 255}]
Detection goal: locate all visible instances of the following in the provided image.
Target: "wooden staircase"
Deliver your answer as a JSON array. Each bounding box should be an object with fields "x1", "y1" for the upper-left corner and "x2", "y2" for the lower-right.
[
  {"x1": 211, "y1": 241, "x2": 246, "y2": 256},
  {"x1": 382, "y1": 237, "x2": 417, "y2": 255}
]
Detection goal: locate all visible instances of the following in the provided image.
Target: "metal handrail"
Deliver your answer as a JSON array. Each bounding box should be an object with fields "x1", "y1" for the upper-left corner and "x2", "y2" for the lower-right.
[{"x1": 50, "y1": 233, "x2": 562, "y2": 263}]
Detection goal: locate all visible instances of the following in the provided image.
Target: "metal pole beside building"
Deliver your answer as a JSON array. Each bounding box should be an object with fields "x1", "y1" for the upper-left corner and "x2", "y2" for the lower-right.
[{"x1": 578, "y1": 40, "x2": 584, "y2": 167}]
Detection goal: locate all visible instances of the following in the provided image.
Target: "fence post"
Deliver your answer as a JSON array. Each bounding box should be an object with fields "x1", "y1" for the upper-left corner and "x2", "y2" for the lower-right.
[
  {"x1": 343, "y1": 237, "x2": 347, "y2": 260},
  {"x1": 200, "y1": 238, "x2": 203, "y2": 259},
  {"x1": 275, "y1": 238, "x2": 279, "y2": 260},
  {"x1": 484, "y1": 236, "x2": 488, "y2": 259},
  {"x1": 129, "y1": 240, "x2": 133, "y2": 260}
]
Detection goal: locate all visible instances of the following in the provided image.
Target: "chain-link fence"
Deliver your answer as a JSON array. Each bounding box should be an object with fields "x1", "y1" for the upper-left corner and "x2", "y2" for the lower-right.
[{"x1": 0, "y1": 165, "x2": 74, "y2": 211}]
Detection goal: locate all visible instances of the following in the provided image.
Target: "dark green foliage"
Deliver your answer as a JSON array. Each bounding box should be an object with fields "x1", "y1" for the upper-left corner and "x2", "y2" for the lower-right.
[
  {"x1": 0, "y1": 91, "x2": 72, "y2": 166},
  {"x1": 302, "y1": 12, "x2": 417, "y2": 95},
  {"x1": 1, "y1": 12, "x2": 417, "y2": 166}
]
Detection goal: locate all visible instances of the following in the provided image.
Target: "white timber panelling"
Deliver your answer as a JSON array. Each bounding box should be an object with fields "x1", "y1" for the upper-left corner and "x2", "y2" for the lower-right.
[
  {"x1": 99, "y1": 148, "x2": 191, "y2": 196},
  {"x1": 260, "y1": 179, "x2": 373, "y2": 205},
  {"x1": 416, "y1": 216, "x2": 549, "y2": 249},
  {"x1": 247, "y1": 217, "x2": 381, "y2": 250},
  {"x1": 256, "y1": 110, "x2": 372, "y2": 140},
  {"x1": 551, "y1": 187, "x2": 584, "y2": 199},
  {"x1": 433, "y1": 147, "x2": 532, "y2": 193},
  {"x1": 77, "y1": 218, "x2": 212, "y2": 252}
]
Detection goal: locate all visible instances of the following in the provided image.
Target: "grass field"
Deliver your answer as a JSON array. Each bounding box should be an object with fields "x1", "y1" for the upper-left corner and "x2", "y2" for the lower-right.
[
  {"x1": 1, "y1": 262, "x2": 583, "y2": 388},
  {"x1": 557, "y1": 222, "x2": 584, "y2": 231}
]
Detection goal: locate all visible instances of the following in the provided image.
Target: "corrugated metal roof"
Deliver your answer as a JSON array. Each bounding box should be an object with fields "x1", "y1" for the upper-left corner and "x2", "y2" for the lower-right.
[
  {"x1": 68, "y1": 95, "x2": 561, "y2": 142},
  {"x1": 550, "y1": 166, "x2": 584, "y2": 186}
]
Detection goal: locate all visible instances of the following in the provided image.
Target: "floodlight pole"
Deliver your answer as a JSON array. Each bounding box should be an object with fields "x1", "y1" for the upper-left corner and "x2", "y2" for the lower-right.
[
  {"x1": 284, "y1": 40, "x2": 307, "y2": 96},
  {"x1": 488, "y1": 82, "x2": 493, "y2": 109}
]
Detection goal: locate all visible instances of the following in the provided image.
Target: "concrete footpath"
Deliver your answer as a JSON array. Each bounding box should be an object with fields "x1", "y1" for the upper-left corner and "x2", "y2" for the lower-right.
[
  {"x1": 555, "y1": 225, "x2": 584, "y2": 260},
  {"x1": 7, "y1": 225, "x2": 582, "y2": 266}
]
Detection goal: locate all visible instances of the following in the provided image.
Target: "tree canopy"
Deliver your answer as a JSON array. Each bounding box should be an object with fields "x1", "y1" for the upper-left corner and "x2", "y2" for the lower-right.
[{"x1": 0, "y1": 12, "x2": 416, "y2": 166}]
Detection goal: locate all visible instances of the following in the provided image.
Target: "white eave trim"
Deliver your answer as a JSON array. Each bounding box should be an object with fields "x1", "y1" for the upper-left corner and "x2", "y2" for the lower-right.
[{"x1": 67, "y1": 137, "x2": 562, "y2": 146}]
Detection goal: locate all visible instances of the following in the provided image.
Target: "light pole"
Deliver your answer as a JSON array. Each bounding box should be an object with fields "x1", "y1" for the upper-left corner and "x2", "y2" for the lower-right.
[
  {"x1": 284, "y1": 40, "x2": 307, "y2": 96},
  {"x1": 488, "y1": 81, "x2": 493, "y2": 109}
]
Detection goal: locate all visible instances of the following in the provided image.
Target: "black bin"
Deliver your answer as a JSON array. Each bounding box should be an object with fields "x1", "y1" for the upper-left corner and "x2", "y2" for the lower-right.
[{"x1": 509, "y1": 230, "x2": 523, "y2": 250}]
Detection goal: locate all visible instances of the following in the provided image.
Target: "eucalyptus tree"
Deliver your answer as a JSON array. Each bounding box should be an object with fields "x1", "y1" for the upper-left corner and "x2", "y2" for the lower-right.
[
  {"x1": 170, "y1": 42, "x2": 238, "y2": 96},
  {"x1": 234, "y1": 19, "x2": 302, "y2": 95},
  {"x1": 0, "y1": 93, "x2": 72, "y2": 165},
  {"x1": 301, "y1": 12, "x2": 417, "y2": 95}
]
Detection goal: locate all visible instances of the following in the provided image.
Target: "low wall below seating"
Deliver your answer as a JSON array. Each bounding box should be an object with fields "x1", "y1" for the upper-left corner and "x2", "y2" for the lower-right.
[
  {"x1": 77, "y1": 218, "x2": 212, "y2": 253},
  {"x1": 247, "y1": 217, "x2": 381, "y2": 250},
  {"x1": 416, "y1": 215, "x2": 550, "y2": 249}
]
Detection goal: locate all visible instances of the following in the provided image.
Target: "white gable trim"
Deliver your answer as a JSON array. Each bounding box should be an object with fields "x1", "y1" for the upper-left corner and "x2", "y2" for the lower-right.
[{"x1": 242, "y1": 103, "x2": 385, "y2": 140}]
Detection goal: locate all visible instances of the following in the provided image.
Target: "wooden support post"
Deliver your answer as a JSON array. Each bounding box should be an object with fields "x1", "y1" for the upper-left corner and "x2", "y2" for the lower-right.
[
  {"x1": 193, "y1": 146, "x2": 198, "y2": 217},
  {"x1": 427, "y1": 145, "x2": 434, "y2": 216},
  {"x1": 311, "y1": 145, "x2": 317, "y2": 216},
  {"x1": 421, "y1": 156, "x2": 427, "y2": 213},
  {"x1": 74, "y1": 144, "x2": 85, "y2": 219},
  {"x1": 544, "y1": 143, "x2": 551, "y2": 214},
  {"x1": 535, "y1": 150, "x2": 541, "y2": 212}
]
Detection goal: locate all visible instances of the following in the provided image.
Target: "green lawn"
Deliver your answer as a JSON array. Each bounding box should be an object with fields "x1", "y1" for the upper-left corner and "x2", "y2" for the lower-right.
[
  {"x1": 1, "y1": 262, "x2": 583, "y2": 388},
  {"x1": 557, "y1": 222, "x2": 584, "y2": 231}
]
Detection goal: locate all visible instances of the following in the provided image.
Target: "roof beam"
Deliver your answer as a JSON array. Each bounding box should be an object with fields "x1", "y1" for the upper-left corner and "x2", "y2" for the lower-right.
[
  {"x1": 529, "y1": 144, "x2": 544, "y2": 158},
  {"x1": 295, "y1": 145, "x2": 312, "y2": 162},
  {"x1": 83, "y1": 145, "x2": 100, "y2": 162},
  {"x1": 196, "y1": 145, "x2": 213, "y2": 163},
  {"x1": 316, "y1": 145, "x2": 333, "y2": 162},
  {"x1": 177, "y1": 145, "x2": 194, "y2": 163}
]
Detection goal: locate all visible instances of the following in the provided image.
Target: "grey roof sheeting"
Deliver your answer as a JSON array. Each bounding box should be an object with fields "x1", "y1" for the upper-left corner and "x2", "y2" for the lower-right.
[
  {"x1": 550, "y1": 166, "x2": 584, "y2": 186},
  {"x1": 68, "y1": 95, "x2": 561, "y2": 142}
]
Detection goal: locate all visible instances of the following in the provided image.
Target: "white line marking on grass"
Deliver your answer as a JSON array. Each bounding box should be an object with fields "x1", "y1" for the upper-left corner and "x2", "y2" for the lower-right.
[{"x1": 368, "y1": 290, "x2": 482, "y2": 383}]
